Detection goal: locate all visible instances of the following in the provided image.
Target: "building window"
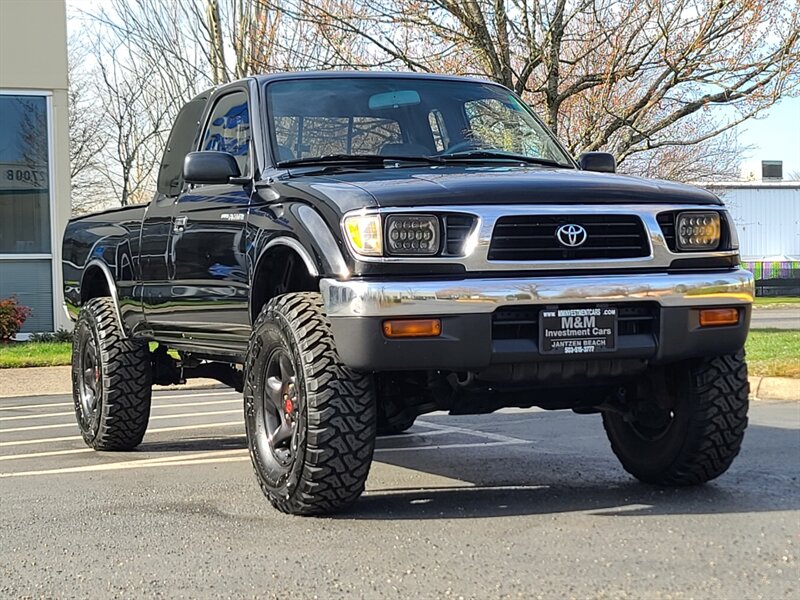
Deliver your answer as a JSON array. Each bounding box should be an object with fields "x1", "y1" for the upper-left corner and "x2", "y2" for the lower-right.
[
  {"x1": 0, "y1": 95, "x2": 51, "y2": 253},
  {"x1": 0, "y1": 93, "x2": 53, "y2": 332},
  {"x1": 0, "y1": 259, "x2": 53, "y2": 332}
]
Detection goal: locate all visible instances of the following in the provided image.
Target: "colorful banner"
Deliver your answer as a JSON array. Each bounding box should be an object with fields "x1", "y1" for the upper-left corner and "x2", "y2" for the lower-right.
[{"x1": 742, "y1": 261, "x2": 800, "y2": 281}]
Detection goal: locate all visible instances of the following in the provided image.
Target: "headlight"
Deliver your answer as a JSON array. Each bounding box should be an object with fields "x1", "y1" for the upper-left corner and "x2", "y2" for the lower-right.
[
  {"x1": 385, "y1": 214, "x2": 440, "y2": 256},
  {"x1": 344, "y1": 214, "x2": 382, "y2": 256},
  {"x1": 676, "y1": 211, "x2": 721, "y2": 251}
]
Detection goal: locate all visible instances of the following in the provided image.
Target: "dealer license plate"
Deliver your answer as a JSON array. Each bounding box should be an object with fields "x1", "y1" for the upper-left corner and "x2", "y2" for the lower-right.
[{"x1": 539, "y1": 307, "x2": 617, "y2": 355}]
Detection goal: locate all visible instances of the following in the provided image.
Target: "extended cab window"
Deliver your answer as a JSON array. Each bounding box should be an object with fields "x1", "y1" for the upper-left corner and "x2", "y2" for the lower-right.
[
  {"x1": 157, "y1": 96, "x2": 206, "y2": 197},
  {"x1": 201, "y1": 91, "x2": 251, "y2": 176}
]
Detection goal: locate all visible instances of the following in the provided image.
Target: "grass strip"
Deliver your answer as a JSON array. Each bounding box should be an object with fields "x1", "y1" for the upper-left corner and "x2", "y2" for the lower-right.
[{"x1": 1, "y1": 332, "x2": 797, "y2": 377}]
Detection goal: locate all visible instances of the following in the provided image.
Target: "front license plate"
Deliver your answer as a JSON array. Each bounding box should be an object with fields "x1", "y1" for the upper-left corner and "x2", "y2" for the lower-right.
[{"x1": 539, "y1": 307, "x2": 617, "y2": 355}]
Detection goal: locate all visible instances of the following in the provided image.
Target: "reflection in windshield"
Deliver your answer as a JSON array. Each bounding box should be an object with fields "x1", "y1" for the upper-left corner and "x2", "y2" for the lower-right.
[{"x1": 266, "y1": 78, "x2": 573, "y2": 167}]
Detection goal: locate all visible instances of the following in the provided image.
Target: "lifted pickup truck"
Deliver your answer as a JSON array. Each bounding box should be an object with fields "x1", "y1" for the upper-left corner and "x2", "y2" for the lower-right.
[{"x1": 63, "y1": 72, "x2": 753, "y2": 515}]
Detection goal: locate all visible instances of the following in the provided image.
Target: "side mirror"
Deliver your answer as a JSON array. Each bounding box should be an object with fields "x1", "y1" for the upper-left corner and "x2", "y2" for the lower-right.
[
  {"x1": 183, "y1": 151, "x2": 243, "y2": 184},
  {"x1": 578, "y1": 152, "x2": 616, "y2": 173}
]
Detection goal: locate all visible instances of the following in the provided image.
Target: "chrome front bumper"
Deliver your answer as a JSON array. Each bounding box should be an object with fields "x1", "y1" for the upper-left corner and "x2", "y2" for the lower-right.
[{"x1": 321, "y1": 268, "x2": 754, "y2": 318}]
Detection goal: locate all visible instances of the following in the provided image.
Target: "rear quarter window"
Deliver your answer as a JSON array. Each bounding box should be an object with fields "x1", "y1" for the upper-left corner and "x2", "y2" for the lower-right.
[{"x1": 157, "y1": 96, "x2": 207, "y2": 197}]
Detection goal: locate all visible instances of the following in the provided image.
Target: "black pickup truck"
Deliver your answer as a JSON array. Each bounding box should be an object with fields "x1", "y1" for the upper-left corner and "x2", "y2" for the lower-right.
[{"x1": 63, "y1": 72, "x2": 753, "y2": 515}]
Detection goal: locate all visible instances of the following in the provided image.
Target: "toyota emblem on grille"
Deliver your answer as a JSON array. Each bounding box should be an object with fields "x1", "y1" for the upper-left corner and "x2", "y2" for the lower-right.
[{"x1": 556, "y1": 224, "x2": 588, "y2": 247}]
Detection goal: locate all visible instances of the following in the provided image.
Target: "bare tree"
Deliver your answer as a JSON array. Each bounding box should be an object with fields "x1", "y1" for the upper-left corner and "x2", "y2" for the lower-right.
[
  {"x1": 85, "y1": 31, "x2": 183, "y2": 207},
  {"x1": 67, "y1": 38, "x2": 110, "y2": 212},
  {"x1": 287, "y1": 0, "x2": 800, "y2": 179},
  {"x1": 69, "y1": 0, "x2": 798, "y2": 188}
]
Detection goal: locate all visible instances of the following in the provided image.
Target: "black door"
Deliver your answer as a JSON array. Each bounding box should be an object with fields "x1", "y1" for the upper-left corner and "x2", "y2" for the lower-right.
[
  {"x1": 166, "y1": 90, "x2": 253, "y2": 355},
  {"x1": 140, "y1": 94, "x2": 208, "y2": 335}
]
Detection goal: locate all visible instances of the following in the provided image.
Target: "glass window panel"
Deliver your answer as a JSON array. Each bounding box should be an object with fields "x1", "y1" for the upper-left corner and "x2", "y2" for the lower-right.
[
  {"x1": 201, "y1": 92, "x2": 250, "y2": 176},
  {"x1": 266, "y1": 78, "x2": 573, "y2": 165},
  {"x1": 158, "y1": 95, "x2": 207, "y2": 197},
  {"x1": 274, "y1": 115, "x2": 402, "y2": 159},
  {"x1": 0, "y1": 95, "x2": 51, "y2": 253},
  {"x1": 0, "y1": 259, "x2": 53, "y2": 332}
]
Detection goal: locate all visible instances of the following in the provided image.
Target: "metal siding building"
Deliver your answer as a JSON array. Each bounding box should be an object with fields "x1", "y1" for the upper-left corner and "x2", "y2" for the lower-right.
[{"x1": 709, "y1": 183, "x2": 800, "y2": 261}]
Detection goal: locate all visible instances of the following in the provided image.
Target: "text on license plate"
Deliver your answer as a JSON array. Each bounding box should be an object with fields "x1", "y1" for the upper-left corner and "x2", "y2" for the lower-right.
[{"x1": 539, "y1": 307, "x2": 617, "y2": 354}]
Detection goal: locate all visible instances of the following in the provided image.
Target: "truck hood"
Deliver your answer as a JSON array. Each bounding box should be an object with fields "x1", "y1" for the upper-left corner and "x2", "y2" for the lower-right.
[{"x1": 286, "y1": 165, "x2": 720, "y2": 210}]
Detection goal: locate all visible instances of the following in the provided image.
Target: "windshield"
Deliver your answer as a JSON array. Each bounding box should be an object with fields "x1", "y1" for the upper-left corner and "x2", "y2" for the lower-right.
[{"x1": 265, "y1": 77, "x2": 574, "y2": 167}]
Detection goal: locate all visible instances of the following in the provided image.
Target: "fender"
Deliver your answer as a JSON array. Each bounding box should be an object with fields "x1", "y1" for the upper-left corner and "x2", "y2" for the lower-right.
[
  {"x1": 261, "y1": 237, "x2": 320, "y2": 278},
  {"x1": 81, "y1": 259, "x2": 126, "y2": 334},
  {"x1": 250, "y1": 203, "x2": 349, "y2": 283},
  {"x1": 294, "y1": 205, "x2": 349, "y2": 278}
]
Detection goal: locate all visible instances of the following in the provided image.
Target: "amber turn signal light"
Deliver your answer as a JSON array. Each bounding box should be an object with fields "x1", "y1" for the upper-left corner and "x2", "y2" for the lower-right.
[
  {"x1": 699, "y1": 308, "x2": 739, "y2": 327},
  {"x1": 382, "y1": 318, "x2": 442, "y2": 338}
]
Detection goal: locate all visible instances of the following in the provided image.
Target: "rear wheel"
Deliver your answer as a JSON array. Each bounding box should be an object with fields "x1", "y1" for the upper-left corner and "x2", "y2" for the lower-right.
[
  {"x1": 71, "y1": 297, "x2": 152, "y2": 450},
  {"x1": 602, "y1": 351, "x2": 749, "y2": 485},
  {"x1": 244, "y1": 292, "x2": 377, "y2": 515}
]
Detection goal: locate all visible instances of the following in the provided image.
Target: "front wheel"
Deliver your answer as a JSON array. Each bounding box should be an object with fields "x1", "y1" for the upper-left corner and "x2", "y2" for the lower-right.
[
  {"x1": 244, "y1": 292, "x2": 377, "y2": 515},
  {"x1": 602, "y1": 351, "x2": 749, "y2": 486}
]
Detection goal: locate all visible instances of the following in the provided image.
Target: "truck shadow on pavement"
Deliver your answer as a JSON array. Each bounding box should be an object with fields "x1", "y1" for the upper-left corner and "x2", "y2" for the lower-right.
[
  {"x1": 350, "y1": 416, "x2": 800, "y2": 520},
  {"x1": 138, "y1": 435, "x2": 247, "y2": 453},
  {"x1": 131, "y1": 412, "x2": 798, "y2": 521}
]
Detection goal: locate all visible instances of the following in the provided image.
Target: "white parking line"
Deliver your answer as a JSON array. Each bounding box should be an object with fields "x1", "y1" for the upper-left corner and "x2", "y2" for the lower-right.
[
  {"x1": 376, "y1": 429, "x2": 454, "y2": 441},
  {"x1": 415, "y1": 420, "x2": 530, "y2": 444},
  {"x1": 375, "y1": 440, "x2": 527, "y2": 453},
  {"x1": 0, "y1": 421, "x2": 242, "y2": 448},
  {"x1": 0, "y1": 400, "x2": 72, "y2": 411},
  {"x1": 1, "y1": 439, "x2": 530, "y2": 478},
  {"x1": 0, "y1": 409, "x2": 242, "y2": 434},
  {"x1": 0, "y1": 447, "x2": 94, "y2": 461},
  {"x1": 0, "y1": 434, "x2": 245, "y2": 462},
  {"x1": 0, "y1": 398, "x2": 242, "y2": 422},
  {"x1": 0, "y1": 449, "x2": 250, "y2": 478},
  {"x1": 0, "y1": 390, "x2": 239, "y2": 411}
]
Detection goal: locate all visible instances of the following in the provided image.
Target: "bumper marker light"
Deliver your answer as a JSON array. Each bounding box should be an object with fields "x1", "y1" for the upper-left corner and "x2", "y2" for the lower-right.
[
  {"x1": 383, "y1": 319, "x2": 442, "y2": 338},
  {"x1": 699, "y1": 308, "x2": 740, "y2": 327}
]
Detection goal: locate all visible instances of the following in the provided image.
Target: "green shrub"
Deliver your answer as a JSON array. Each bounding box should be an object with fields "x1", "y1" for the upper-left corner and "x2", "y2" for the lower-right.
[
  {"x1": 0, "y1": 296, "x2": 32, "y2": 342},
  {"x1": 29, "y1": 328, "x2": 74, "y2": 343}
]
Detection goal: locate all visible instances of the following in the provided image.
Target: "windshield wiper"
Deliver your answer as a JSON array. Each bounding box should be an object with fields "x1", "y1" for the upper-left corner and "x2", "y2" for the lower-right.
[
  {"x1": 440, "y1": 150, "x2": 570, "y2": 168},
  {"x1": 277, "y1": 154, "x2": 445, "y2": 168}
]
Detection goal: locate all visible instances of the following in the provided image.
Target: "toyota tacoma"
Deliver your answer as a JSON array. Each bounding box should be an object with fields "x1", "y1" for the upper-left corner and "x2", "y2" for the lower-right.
[{"x1": 63, "y1": 72, "x2": 753, "y2": 515}]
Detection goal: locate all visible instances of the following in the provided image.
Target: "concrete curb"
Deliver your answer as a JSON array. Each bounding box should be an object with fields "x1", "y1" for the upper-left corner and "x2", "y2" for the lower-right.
[
  {"x1": 0, "y1": 366, "x2": 795, "y2": 402},
  {"x1": 748, "y1": 376, "x2": 799, "y2": 402}
]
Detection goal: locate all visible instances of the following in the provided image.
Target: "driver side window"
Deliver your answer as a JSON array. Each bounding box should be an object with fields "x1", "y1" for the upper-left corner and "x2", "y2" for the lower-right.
[{"x1": 201, "y1": 91, "x2": 251, "y2": 176}]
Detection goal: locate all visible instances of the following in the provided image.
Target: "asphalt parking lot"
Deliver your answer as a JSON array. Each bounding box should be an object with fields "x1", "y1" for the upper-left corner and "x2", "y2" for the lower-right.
[{"x1": 1, "y1": 388, "x2": 798, "y2": 599}]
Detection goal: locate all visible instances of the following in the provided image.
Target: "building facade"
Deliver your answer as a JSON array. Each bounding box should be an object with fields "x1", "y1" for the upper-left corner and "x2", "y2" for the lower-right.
[
  {"x1": 0, "y1": 0, "x2": 72, "y2": 333},
  {"x1": 709, "y1": 179, "x2": 800, "y2": 295}
]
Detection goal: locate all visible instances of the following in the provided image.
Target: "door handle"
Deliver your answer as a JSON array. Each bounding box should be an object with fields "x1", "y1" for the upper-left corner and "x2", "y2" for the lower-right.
[{"x1": 173, "y1": 216, "x2": 188, "y2": 233}]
